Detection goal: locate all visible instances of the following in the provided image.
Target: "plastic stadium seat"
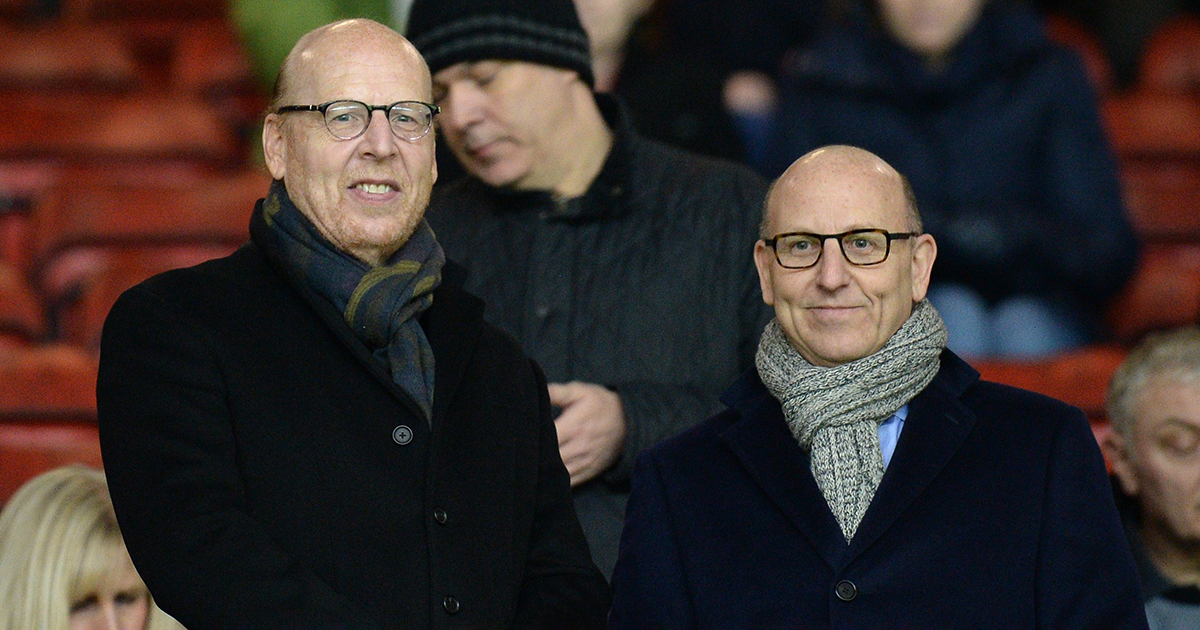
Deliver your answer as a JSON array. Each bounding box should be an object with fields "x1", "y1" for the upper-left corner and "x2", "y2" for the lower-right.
[
  {"x1": 0, "y1": 262, "x2": 44, "y2": 344},
  {"x1": 972, "y1": 345, "x2": 1127, "y2": 423},
  {"x1": 1121, "y1": 161, "x2": 1200, "y2": 240},
  {"x1": 0, "y1": 91, "x2": 240, "y2": 162},
  {"x1": 0, "y1": 344, "x2": 98, "y2": 421},
  {"x1": 0, "y1": 421, "x2": 102, "y2": 504},
  {"x1": 0, "y1": 23, "x2": 141, "y2": 90},
  {"x1": 30, "y1": 168, "x2": 266, "y2": 265},
  {"x1": 1044, "y1": 13, "x2": 1115, "y2": 95},
  {"x1": 1103, "y1": 92, "x2": 1200, "y2": 159},
  {"x1": 56, "y1": 243, "x2": 238, "y2": 350},
  {"x1": 1107, "y1": 243, "x2": 1200, "y2": 343},
  {"x1": 171, "y1": 19, "x2": 258, "y2": 97},
  {"x1": 1139, "y1": 15, "x2": 1200, "y2": 93}
]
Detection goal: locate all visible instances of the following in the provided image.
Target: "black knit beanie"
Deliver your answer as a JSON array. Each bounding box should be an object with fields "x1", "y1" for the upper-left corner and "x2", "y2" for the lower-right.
[{"x1": 406, "y1": 0, "x2": 594, "y2": 87}]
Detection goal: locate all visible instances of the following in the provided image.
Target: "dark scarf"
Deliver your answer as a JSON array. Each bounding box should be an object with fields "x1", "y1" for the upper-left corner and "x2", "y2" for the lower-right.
[{"x1": 251, "y1": 180, "x2": 444, "y2": 421}]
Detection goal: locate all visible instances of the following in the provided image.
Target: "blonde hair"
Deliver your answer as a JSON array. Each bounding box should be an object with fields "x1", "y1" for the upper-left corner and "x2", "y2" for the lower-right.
[
  {"x1": 1107, "y1": 326, "x2": 1200, "y2": 440},
  {"x1": 0, "y1": 465, "x2": 185, "y2": 630}
]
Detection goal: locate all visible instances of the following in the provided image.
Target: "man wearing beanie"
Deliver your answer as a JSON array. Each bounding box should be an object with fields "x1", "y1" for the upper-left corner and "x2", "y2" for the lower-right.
[{"x1": 408, "y1": 0, "x2": 771, "y2": 578}]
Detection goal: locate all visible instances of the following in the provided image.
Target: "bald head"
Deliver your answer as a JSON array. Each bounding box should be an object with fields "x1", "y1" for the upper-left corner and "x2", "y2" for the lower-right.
[
  {"x1": 761, "y1": 145, "x2": 921, "y2": 239},
  {"x1": 272, "y1": 19, "x2": 432, "y2": 110}
]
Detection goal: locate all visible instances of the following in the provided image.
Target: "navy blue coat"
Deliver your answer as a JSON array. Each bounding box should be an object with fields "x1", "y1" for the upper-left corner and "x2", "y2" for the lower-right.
[
  {"x1": 609, "y1": 351, "x2": 1148, "y2": 629},
  {"x1": 770, "y1": 3, "x2": 1137, "y2": 328}
]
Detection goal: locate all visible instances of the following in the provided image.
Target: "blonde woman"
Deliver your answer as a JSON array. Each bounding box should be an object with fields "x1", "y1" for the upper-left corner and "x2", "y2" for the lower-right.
[{"x1": 0, "y1": 465, "x2": 184, "y2": 630}]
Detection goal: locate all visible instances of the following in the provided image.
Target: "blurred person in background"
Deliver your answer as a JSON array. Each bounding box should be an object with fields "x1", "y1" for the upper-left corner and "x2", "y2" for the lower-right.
[
  {"x1": 575, "y1": 0, "x2": 746, "y2": 162},
  {"x1": 407, "y1": 0, "x2": 770, "y2": 578},
  {"x1": 769, "y1": 0, "x2": 1138, "y2": 359},
  {"x1": 1104, "y1": 327, "x2": 1200, "y2": 630},
  {"x1": 0, "y1": 465, "x2": 184, "y2": 630}
]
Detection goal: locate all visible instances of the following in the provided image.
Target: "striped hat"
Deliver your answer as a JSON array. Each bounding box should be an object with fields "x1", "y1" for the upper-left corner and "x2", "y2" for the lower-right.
[{"x1": 406, "y1": 0, "x2": 594, "y2": 86}]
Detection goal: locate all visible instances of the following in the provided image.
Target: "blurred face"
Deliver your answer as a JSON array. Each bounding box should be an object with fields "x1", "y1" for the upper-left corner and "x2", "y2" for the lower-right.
[
  {"x1": 877, "y1": 0, "x2": 986, "y2": 58},
  {"x1": 264, "y1": 24, "x2": 437, "y2": 266},
  {"x1": 68, "y1": 556, "x2": 150, "y2": 630},
  {"x1": 754, "y1": 148, "x2": 935, "y2": 367},
  {"x1": 432, "y1": 60, "x2": 579, "y2": 190},
  {"x1": 575, "y1": 0, "x2": 654, "y2": 52},
  {"x1": 1113, "y1": 377, "x2": 1200, "y2": 547}
]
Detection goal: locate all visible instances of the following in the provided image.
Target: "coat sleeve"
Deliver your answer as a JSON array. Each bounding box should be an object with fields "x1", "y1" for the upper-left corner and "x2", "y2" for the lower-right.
[
  {"x1": 608, "y1": 451, "x2": 697, "y2": 630},
  {"x1": 97, "y1": 286, "x2": 381, "y2": 630},
  {"x1": 514, "y1": 359, "x2": 612, "y2": 629},
  {"x1": 1034, "y1": 408, "x2": 1149, "y2": 629}
]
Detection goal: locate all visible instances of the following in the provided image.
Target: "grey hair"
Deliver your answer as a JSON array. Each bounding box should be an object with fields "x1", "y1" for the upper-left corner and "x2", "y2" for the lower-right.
[{"x1": 1107, "y1": 326, "x2": 1200, "y2": 439}]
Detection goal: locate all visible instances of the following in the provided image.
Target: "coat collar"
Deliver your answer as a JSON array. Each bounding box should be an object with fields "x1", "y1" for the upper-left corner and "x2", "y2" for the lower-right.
[{"x1": 719, "y1": 350, "x2": 980, "y2": 570}]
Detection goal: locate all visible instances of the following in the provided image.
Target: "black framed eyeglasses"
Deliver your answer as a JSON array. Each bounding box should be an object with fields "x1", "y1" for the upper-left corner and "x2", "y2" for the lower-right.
[
  {"x1": 762, "y1": 229, "x2": 918, "y2": 269},
  {"x1": 276, "y1": 100, "x2": 440, "y2": 141}
]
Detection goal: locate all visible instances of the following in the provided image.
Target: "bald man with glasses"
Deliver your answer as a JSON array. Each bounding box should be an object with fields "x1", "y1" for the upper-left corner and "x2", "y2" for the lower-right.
[{"x1": 97, "y1": 19, "x2": 607, "y2": 630}]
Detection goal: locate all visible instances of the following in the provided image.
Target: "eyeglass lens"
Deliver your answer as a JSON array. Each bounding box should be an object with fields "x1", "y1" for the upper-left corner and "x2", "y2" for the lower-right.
[
  {"x1": 774, "y1": 230, "x2": 892, "y2": 268},
  {"x1": 323, "y1": 101, "x2": 434, "y2": 140}
]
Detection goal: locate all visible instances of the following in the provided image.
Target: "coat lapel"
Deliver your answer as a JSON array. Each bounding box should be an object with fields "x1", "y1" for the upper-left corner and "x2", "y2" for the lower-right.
[
  {"x1": 844, "y1": 351, "x2": 979, "y2": 561},
  {"x1": 719, "y1": 371, "x2": 848, "y2": 569},
  {"x1": 420, "y1": 264, "x2": 485, "y2": 424}
]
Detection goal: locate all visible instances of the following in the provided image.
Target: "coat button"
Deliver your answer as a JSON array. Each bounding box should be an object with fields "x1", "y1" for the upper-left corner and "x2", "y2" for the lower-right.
[
  {"x1": 835, "y1": 580, "x2": 857, "y2": 602},
  {"x1": 443, "y1": 596, "x2": 460, "y2": 614},
  {"x1": 433, "y1": 508, "x2": 447, "y2": 524},
  {"x1": 392, "y1": 425, "x2": 413, "y2": 445}
]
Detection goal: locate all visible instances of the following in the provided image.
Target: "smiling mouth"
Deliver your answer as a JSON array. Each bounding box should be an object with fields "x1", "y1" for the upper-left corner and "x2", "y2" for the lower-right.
[{"x1": 354, "y1": 183, "x2": 395, "y2": 194}]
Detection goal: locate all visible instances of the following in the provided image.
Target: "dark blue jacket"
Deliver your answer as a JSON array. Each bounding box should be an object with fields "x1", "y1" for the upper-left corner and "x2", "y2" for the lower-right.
[
  {"x1": 610, "y1": 350, "x2": 1148, "y2": 629},
  {"x1": 770, "y1": 4, "x2": 1137, "y2": 326}
]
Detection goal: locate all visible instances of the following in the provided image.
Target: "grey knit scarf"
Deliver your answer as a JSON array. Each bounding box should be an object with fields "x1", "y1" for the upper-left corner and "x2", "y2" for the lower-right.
[{"x1": 755, "y1": 300, "x2": 947, "y2": 541}]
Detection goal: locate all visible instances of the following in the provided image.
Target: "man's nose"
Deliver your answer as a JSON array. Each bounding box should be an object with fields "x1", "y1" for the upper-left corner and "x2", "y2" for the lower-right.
[
  {"x1": 358, "y1": 110, "x2": 400, "y2": 156},
  {"x1": 814, "y1": 239, "x2": 851, "y2": 289},
  {"x1": 440, "y1": 82, "x2": 485, "y2": 134}
]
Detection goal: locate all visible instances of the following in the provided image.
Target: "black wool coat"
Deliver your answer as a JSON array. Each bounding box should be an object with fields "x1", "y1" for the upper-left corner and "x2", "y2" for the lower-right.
[{"x1": 97, "y1": 237, "x2": 609, "y2": 630}]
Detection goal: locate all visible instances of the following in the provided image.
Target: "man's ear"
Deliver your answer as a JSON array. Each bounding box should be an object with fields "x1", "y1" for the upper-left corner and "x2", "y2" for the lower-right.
[
  {"x1": 1102, "y1": 429, "x2": 1140, "y2": 497},
  {"x1": 263, "y1": 114, "x2": 287, "y2": 180},
  {"x1": 910, "y1": 233, "x2": 937, "y2": 302},
  {"x1": 754, "y1": 240, "x2": 776, "y2": 307}
]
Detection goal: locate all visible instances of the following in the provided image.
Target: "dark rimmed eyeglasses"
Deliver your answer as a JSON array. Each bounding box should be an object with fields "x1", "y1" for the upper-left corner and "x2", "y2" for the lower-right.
[
  {"x1": 275, "y1": 100, "x2": 440, "y2": 141},
  {"x1": 762, "y1": 229, "x2": 918, "y2": 269}
]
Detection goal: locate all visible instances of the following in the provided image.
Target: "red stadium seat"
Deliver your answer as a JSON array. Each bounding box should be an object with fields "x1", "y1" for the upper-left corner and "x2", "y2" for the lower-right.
[
  {"x1": 0, "y1": 91, "x2": 241, "y2": 162},
  {"x1": 1121, "y1": 161, "x2": 1200, "y2": 240},
  {"x1": 0, "y1": 421, "x2": 102, "y2": 504},
  {"x1": 55, "y1": 243, "x2": 239, "y2": 350},
  {"x1": 1103, "y1": 92, "x2": 1200, "y2": 159},
  {"x1": 0, "y1": 344, "x2": 98, "y2": 421},
  {"x1": 972, "y1": 345, "x2": 1127, "y2": 423},
  {"x1": 1139, "y1": 15, "x2": 1200, "y2": 93},
  {"x1": 1107, "y1": 243, "x2": 1200, "y2": 343},
  {"x1": 60, "y1": 0, "x2": 227, "y2": 20},
  {"x1": 0, "y1": 22, "x2": 142, "y2": 90},
  {"x1": 0, "y1": 262, "x2": 44, "y2": 344}
]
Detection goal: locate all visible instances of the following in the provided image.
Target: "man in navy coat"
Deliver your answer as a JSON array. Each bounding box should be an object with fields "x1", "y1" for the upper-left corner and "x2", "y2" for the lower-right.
[{"x1": 609, "y1": 145, "x2": 1148, "y2": 629}]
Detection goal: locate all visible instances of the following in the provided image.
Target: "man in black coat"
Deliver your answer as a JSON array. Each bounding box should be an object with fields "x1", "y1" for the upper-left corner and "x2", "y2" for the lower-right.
[
  {"x1": 405, "y1": 0, "x2": 771, "y2": 579},
  {"x1": 97, "y1": 19, "x2": 607, "y2": 630}
]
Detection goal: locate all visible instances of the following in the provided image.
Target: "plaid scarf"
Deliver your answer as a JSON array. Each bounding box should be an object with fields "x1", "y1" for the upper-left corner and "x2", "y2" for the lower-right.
[
  {"x1": 251, "y1": 180, "x2": 444, "y2": 421},
  {"x1": 755, "y1": 299, "x2": 947, "y2": 541}
]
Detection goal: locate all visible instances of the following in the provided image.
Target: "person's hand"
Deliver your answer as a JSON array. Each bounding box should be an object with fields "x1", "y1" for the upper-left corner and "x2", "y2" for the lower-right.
[{"x1": 548, "y1": 381, "x2": 626, "y2": 487}]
